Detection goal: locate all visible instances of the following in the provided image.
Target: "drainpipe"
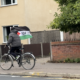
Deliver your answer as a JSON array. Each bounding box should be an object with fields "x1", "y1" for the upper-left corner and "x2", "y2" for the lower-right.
[
  {"x1": 60, "y1": 31, "x2": 64, "y2": 41},
  {"x1": 28, "y1": 38, "x2": 31, "y2": 44}
]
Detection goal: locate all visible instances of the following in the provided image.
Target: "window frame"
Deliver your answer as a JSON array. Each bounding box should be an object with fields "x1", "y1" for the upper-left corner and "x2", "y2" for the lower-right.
[
  {"x1": 1, "y1": 0, "x2": 17, "y2": 7},
  {"x1": 2, "y1": 25, "x2": 18, "y2": 43}
]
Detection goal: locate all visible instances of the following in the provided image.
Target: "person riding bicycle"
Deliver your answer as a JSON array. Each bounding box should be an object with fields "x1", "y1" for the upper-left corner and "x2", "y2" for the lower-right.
[{"x1": 7, "y1": 27, "x2": 22, "y2": 60}]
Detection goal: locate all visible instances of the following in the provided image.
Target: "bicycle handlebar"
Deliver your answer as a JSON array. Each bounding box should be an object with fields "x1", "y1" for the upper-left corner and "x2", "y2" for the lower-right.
[
  {"x1": 4, "y1": 45, "x2": 10, "y2": 49},
  {"x1": 8, "y1": 46, "x2": 10, "y2": 49},
  {"x1": 4, "y1": 45, "x2": 24, "y2": 50}
]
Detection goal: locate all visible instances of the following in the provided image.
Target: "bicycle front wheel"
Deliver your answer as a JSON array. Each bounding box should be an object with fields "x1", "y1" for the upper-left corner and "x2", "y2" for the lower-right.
[
  {"x1": 22, "y1": 52, "x2": 35, "y2": 70},
  {"x1": 0, "y1": 54, "x2": 13, "y2": 70}
]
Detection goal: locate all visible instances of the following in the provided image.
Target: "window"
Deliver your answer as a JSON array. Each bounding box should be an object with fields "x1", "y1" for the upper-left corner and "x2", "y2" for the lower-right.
[
  {"x1": 3, "y1": 25, "x2": 18, "y2": 43},
  {"x1": 1, "y1": 0, "x2": 17, "y2": 6}
]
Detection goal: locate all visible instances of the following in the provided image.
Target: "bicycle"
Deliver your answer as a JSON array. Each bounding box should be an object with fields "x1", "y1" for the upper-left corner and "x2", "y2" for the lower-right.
[{"x1": 0, "y1": 46, "x2": 36, "y2": 70}]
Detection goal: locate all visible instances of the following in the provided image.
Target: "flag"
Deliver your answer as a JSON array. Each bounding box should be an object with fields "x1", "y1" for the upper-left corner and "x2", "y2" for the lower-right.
[{"x1": 14, "y1": 26, "x2": 32, "y2": 40}]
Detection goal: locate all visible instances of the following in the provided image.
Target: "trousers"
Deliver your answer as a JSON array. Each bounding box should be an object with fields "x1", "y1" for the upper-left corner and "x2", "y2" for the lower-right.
[{"x1": 10, "y1": 46, "x2": 21, "y2": 57}]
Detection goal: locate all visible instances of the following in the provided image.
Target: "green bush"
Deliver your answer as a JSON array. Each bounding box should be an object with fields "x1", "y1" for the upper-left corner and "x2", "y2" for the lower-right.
[
  {"x1": 65, "y1": 58, "x2": 80, "y2": 63},
  {"x1": 65, "y1": 58, "x2": 71, "y2": 63},
  {"x1": 70, "y1": 59, "x2": 75, "y2": 63},
  {"x1": 74, "y1": 58, "x2": 80, "y2": 63}
]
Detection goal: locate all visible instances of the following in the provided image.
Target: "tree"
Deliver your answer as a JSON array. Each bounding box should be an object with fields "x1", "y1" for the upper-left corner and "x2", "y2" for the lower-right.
[{"x1": 49, "y1": 0, "x2": 80, "y2": 33}]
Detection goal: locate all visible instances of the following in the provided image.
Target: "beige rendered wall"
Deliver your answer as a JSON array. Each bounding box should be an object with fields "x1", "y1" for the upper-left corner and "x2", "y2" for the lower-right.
[
  {"x1": 0, "y1": 0, "x2": 28, "y2": 44},
  {"x1": 24, "y1": 0, "x2": 59, "y2": 32},
  {"x1": 0, "y1": 0, "x2": 59, "y2": 44}
]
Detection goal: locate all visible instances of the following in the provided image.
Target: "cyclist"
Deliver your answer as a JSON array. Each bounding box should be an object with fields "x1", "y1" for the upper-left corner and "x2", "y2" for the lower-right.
[{"x1": 6, "y1": 27, "x2": 22, "y2": 60}]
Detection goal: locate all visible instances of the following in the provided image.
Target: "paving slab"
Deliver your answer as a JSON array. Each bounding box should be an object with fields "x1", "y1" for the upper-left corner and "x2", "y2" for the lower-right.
[{"x1": 0, "y1": 57, "x2": 80, "y2": 79}]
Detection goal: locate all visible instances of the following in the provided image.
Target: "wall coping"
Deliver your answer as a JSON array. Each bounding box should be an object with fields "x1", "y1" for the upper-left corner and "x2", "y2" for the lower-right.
[{"x1": 51, "y1": 41, "x2": 80, "y2": 46}]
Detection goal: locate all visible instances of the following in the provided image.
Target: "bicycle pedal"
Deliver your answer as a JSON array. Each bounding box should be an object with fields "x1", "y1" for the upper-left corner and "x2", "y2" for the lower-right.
[
  {"x1": 16, "y1": 55, "x2": 20, "y2": 60},
  {"x1": 17, "y1": 60, "x2": 19, "y2": 64}
]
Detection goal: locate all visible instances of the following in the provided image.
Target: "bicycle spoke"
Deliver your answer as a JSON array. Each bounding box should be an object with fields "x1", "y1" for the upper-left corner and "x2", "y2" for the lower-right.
[
  {"x1": 0, "y1": 54, "x2": 13, "y2": 70},
  {"x1": 22, "y1": 53, "x2": 35, "y2": 70}
]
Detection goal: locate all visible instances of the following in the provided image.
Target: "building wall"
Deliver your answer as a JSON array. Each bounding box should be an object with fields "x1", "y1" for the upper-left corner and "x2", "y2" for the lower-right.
[
  {"x1": 0, "y1": 0, "x2": 59, "y2": 44},
  {"x1": 25, "y1": 0, "x2": 59, "y2": 31},
  {"x1": 0, "y1": 0, "x2": 27, "y2": 44}
]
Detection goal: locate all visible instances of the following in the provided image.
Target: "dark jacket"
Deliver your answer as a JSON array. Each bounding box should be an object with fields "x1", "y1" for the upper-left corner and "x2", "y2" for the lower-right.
[{"x1": 7, "y1": 29, "x2": 21, "y2": 47}]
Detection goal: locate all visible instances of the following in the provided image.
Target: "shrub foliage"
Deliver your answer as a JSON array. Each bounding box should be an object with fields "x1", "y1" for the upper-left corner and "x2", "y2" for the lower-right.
[{"x1": 49, "y1": 0, "x2": 80, "y2": 34}]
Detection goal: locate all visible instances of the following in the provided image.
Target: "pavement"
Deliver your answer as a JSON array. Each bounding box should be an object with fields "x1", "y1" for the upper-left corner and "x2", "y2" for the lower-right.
[{"x1": 0, "y1": 56, "x2": 80, "y2": 79}]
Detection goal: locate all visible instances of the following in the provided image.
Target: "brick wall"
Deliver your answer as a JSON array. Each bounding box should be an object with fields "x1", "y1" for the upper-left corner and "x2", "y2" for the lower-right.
[{"x1": 51, "y1": 41, "x2": 80, "y2": 61}]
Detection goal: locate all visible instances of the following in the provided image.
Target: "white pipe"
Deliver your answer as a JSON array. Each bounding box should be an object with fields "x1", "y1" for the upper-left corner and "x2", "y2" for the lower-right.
[{"x1": 60, "y1": 31, "x2": 64, "y2": 41}]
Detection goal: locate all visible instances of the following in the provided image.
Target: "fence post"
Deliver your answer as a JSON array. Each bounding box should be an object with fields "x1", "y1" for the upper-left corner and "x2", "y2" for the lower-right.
[
  {"x1": 41, "y1": 42, "x2": 43, "y2": 58},
  {"x1": 50, "y1": 42, "x2": 53, "y2": 61},
  {"x1": 0, "y1": 45, "x2": 2, "y2": 58}
]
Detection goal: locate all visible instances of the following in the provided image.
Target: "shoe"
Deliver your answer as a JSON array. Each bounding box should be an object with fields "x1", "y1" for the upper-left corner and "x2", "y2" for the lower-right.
[
  {"x1": 16, "y1": 55, "x2": 20, "y2": 60},
  {"x1": 19, "y1": 63, "x2": 22, "y2": 67}
]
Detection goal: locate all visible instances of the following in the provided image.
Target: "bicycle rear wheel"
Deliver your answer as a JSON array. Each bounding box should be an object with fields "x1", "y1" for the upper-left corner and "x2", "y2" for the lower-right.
[
  {"x1": 22, "y1": 52, "x2": 35, "y2": 70},
  {"x1": 0, "y1": 54, "x2": 13, "y2": 70}
]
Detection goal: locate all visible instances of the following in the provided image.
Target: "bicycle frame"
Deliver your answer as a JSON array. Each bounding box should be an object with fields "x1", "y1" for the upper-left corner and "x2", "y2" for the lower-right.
[
  {"x1": 5, "y1": 46, "x2": 22, "y2": 66},
  {"x1": 1, "y1": 46, "x2": 36, "y2": 70}
]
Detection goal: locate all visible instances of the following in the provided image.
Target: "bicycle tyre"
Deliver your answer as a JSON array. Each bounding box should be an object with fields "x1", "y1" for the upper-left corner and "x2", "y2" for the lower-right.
[
  {"x1": 21, "y1": 52, "x2": 35, "y2": 70},
  {"x1": 0, "y1": 54, "x2": 13, "y2": 70}
]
